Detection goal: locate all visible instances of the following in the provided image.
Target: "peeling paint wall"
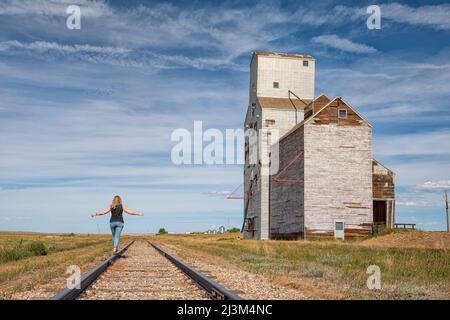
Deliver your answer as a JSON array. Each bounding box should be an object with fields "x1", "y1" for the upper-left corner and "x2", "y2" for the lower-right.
[
  {"x1": 304, "y1": 122, "x2": 373, "y2": 237},
  {"x1": 270, "y1": 100, "x2": 374, "y2": 239}
]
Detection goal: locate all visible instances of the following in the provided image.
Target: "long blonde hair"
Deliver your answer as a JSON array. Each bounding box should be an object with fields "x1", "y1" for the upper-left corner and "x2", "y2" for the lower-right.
[{"x1": 111, "y1": 195, "x2": 122, "y2": 210}]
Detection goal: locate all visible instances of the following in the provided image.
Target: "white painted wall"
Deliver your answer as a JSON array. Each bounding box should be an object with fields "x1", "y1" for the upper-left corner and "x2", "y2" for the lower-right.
[
  {"x1": 303, "y1": 123, "x2": 373, "y2": 236},
  {"x1": 257, "y1": 56, "x2": 315, "y2": 100}
]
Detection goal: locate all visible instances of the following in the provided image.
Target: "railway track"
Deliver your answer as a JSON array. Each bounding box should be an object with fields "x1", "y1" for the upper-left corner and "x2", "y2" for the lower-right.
[{"x1": 51, "y1": 240, "x2": 242, "y2": 300}]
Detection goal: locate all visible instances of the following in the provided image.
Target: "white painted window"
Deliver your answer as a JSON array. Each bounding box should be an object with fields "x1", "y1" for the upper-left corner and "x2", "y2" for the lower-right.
[
  {"x1": 273, "y1": 81, "x2": 279, "y2": 89},
  {"x1": 303, "y1": 60, "x2": 309, "y2": 67},
  {"x1": 338, "y1": 109, "x2": 347, "y2": 119}
]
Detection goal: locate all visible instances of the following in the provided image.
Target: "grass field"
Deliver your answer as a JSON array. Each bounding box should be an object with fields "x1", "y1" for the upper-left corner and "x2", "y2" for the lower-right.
[
  {"x1": 151, "y1": 230, "x2": 450, "y2": 300},
  {"x1": 0, "y1": 230, "x2": 448, "y2": 299},
  {"x1": 0, "y1": 232, "x2": 131, "y2": 299}
]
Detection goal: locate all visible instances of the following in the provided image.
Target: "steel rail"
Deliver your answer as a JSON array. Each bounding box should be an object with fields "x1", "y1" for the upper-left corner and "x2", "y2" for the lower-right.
[
  {"x1": 51, "y1": 240, "x2": 135, "y2": 300},
  {"x1": 149, "y1": 242, "x2": 243, "y2": 300}
]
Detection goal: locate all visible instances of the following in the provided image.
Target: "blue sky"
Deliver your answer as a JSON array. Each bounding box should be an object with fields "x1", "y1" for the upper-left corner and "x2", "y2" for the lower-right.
[{"x1": 0, "y1": 0, "x2": 449, "y2": 233}]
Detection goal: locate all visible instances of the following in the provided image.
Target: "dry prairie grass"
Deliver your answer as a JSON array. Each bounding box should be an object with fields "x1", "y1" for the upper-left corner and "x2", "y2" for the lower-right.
[
  {"x1": 150, "y1": 231, "x2": 450, "y2": 300},
  {"x1": 0, "y1": 232, "x2": 132, "y2": 299},
  {"x1": 361, "y1": 230, "x2": 450, "y2": 249}
]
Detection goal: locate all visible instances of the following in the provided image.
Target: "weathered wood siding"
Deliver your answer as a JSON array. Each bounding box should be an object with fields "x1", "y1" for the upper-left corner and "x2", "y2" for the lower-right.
[
  {"x1": 372, "y1": 160, "x2": 396, "y2": 228},
  {"x1": 270, "y1": 98, "x2": 373, "y2": 239},
  {"x1": 312, "y1": 98, "x2": 365, "y2": 126},
  {"x1": 304, "y1": 101, "x2": 373, "y2": 237},
  {"x1": 243, "y1": 102, "x2": 263, "y2": 239},
  {"x1": 270, "y1": 126, "x2": 305, "y2": 239},
  {"x1": 373, "y1": 160, "x2": 395, "y2": 200},
  {"x1": 304, "y1": 122, "x2": 373, "y2": 237},
  {"x1": 311, "y1": 94, "x2": 331, "y2": 114},
  {"x1": 244, "y1": 53, "x2": 315, "y2": 240}
]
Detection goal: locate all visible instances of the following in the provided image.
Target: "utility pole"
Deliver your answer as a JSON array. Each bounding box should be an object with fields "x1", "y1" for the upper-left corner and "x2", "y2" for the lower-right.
[{"x1": 445, "y1": 191, "x2": 449, "y2": 232}]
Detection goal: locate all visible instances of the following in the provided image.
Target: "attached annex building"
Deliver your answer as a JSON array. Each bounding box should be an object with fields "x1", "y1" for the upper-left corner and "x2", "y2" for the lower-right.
[{"x1": 243, "y1": 52, "x2": 395, "y2": 240}]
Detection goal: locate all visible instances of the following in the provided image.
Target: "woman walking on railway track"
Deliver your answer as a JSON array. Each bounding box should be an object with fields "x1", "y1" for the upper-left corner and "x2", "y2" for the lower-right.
[{"x1": 91, "y1": 195, "x2": 144, "y2": 254}]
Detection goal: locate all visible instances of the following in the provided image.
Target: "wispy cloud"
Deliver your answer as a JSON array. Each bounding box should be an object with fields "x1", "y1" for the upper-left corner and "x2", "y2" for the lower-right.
[
  {"x1": 0, "y1": 40, "x2": 130, "y2": 54},
  {"x1": 396, "y1": 199, "x2": 438, "y2": 208},
  {"x1": 0, "y1": 1, "x2": 302, "y2": 70},
  {"x1": 317, "y1": 56, "x2": 450, "y2": 128},
  {"x1": 0, "y1": 40, "x2": 249, "y2": 71},
  {"x1": 312, "y1": 34, "x2": 377, "y2": 54},
  {"x1": 0, "y1": 1, "x2": 371, "y2": 71},
  {"x1": 334, "y1": 2, "x2": 450, "y2": 31},
  {"x1": 413, "y1": 181, "x2": 450, "y2": 192},
  {"x1": 0, "y1": 0, "x2": 112, "y2": 17},
  {"x1": 382, "y1": 3, "x2": 450, "y2": 31}
]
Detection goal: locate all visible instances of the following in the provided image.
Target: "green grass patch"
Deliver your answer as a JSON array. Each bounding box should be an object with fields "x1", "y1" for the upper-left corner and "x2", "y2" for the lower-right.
[{"x1": 0, "y1": 241, "x2": 47, "y2": 263}]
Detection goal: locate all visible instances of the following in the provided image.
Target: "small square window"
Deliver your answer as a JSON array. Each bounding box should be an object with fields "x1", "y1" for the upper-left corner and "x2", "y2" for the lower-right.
[
  {"x1": 303, "y1": 60, "x2": 309, "y2": 67},
  {"x1": 273, "y1": 81, "x2": 279, "y2": 89},
  {"x1": 338, "y1": 109, "x2": 347, "y2": 119},
  {"x1": 335, "y1": 222, "x2": 344, "y2": 231}
]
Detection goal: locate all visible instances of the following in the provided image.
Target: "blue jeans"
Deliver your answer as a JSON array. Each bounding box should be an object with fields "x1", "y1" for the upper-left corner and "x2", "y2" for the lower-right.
[{"x1": 110, "y1": 221, "x2": 124, "y2": 248}]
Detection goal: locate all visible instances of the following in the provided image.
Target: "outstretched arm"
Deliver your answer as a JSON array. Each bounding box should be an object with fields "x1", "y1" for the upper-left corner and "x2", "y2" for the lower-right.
[
  {"x1": 91, "y1": 207, "x2": 111, "y2": 218},
  {"x1": 123, "y1": 207, "x2": 144, "y2": 216}
]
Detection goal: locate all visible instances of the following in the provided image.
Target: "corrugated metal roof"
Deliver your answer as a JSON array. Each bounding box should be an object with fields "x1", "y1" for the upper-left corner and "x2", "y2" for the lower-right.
[{"x1": 258, "y1": 97, "x2": 312, "y2": 109}]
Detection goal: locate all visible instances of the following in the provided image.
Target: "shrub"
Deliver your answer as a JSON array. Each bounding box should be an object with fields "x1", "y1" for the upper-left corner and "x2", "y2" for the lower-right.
[
  {"x1": 0, "y1": 241, "x2": 47, "y2": 263},
  {"x1": 372, "y1": 224, "x2": 395, "y2": 236},
  {"x1": 28, "y1": 241, "x2": 47, "y2": 256},
  {"x1": 63, "y1": 233, "x2": 76, "y2": 237},
  {"x1": 227, "y1": 227, "x2": 241, "y2": 233},
  {"x1": 158, "y1": 228, "x2": 168, "y2": 235}
]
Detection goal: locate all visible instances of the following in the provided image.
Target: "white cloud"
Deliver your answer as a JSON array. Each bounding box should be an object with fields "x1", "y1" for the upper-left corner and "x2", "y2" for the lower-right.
[
  {"x1": 0, "y1": 0, "x2": 112, "y2": 17},
  {"x1": 0, "y1": 2, "x2": 354, "y2": 71},
  {"x1": 413, "y1": 181, "x2": 450, "y2": 191},
  {"x1": 396, "y1": 199, "x2": 437, "y2": 208},
  {"x1": 0, "y1": 57, "x2": 247, "y2": 189},
  {"x1": 0, "y1": 40, "x2": 131, "y2": 54},
  {"x1": 311, "y1": 34, "x2": 377, "y2": 54},
  {"x1": 382, "y1": 3, "x2": 450, "y2": 31},
  {"x1": 387, "y1": 160, "x2": 450, "y2": 187},
  {"x1": 316, "y1": 56, "x2": 450, "y2": 126},
  {"x1": 1, "y1": 1, "x2": 289, "y2": 70},
  {"x1": 396, "y1": 188, "x2": 445, "y2": 208},
  {"x1": 334, "y1": 2, "x2": 450, "y2": 31},
  {"x1": 0, "y1": 39, "x2": 252, "y2": 73}
]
